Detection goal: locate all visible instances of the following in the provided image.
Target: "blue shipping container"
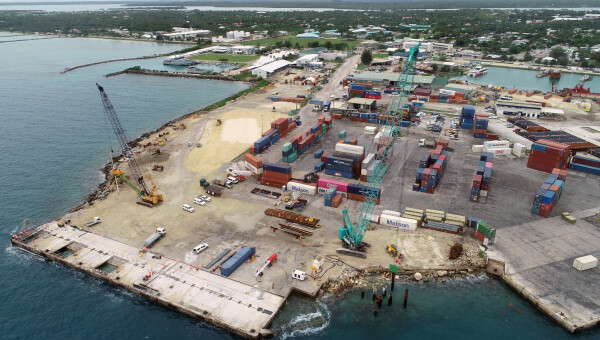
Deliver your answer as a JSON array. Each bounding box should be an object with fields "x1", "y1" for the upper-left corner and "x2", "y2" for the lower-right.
[
  {"x1": 542, "y1": 191, "x2": 555, "y2": 204},
  {"x1": 263, "y1": 162, "x2": 292, "y2": 174},
  {"x1": 315, "y1": 161, "x2": 325, "y2": 172},
  {"x1": 221, "y1": 246, "x2": 256, "y2": 277},
  {"x1": 569, "y1": 162, "x2": 600, "y2": 176},
  {"x1": 325, "y1": 169, "x2": 353, "y2": 179},
  {"x1": 531, "y1": 144, "x2": 547, "y2": 153},
  {"x1": 347, "y1": 183, "x2": 380, "y2": 197},
  {"x1": 326, "y1": 163, "x2": 354, "y2": 173},
  {"x1": 326, "y1": 156, "x2": 354, "y2": 167}
]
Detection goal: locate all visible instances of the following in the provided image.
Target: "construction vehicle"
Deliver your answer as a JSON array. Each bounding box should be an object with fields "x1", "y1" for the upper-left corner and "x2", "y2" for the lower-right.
[
  {"x1": 283, "y1": 195, "x2": 292, "y2": 202},
  {"x1": 337, "y1": 44, "x2": 421, "y2": 258},
  {"x1": 152, "y1": 164, "x2": 164, "y2": 172},
  {"x1": 97, "y1": 84, "x2": 163, "y2": 206},
  {"x1": 227, "y1": 168, "x2": 252, "y2": 177},
  {"x1": 173, "y1": 123, "x2": 186, "y2": 130},
  {"x1": 144, "y1": 227, "x2": 166, "y2": 247},
  {"x1": 255, "y1": 253, "x2": 277, "y2": 277},
  {"x1": 418, "y1": 139, "x2": 435, "y2": 148},
  {"x1": 386, "y1": 244, "x2": 403, "y2": 259}
]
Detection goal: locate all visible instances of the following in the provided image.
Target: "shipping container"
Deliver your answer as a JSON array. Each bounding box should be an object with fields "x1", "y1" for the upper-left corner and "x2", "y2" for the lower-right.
[
  {"x1": 287, "y1": 181, "x2": 317, "y2": 195},
  {"x1": 318, "y1": 178, "x2": 349, "y2": 192},
  {"x1": 220, "y1": 246, "x2": 256, "y2": 277},
  {"x1": 263, "y1": 162, "x2": 292, "y2": 174},
  {"x1": 573, "y1": 255, "x2": 598, "y2": 271},
  {"x1": 335, "y1": 143, "x2": 365, "y2": 156}
]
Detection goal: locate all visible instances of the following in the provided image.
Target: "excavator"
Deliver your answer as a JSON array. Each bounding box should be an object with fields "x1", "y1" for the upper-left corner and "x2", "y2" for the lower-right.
[
  {"x1": 97, "y1": 84, "x2": 163, "y2": 206},
  {"x1": 337, "y1": 44, "x2": 420, "y2": 258}
]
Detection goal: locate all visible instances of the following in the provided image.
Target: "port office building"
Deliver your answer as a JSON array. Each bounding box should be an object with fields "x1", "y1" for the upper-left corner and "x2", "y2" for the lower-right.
[
  {"x1": 353, "y1": 72, "x2": 444, "y2": 89},
  {"x1": 251, "y1": 60, "x2": 291, "y2": 78},
  {"x1": 495, "y1": 100, "x2": 542, "y2": 118}
]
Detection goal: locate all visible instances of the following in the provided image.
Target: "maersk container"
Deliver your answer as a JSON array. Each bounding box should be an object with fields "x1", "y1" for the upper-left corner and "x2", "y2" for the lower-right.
[
  {"x1": 263, "y1": 162, "x2": 292, "y2": 174},
  {"x1": 221, "y1": 246, "x2": 256, "y2": 277},
  {"x1": 379, "y1": 215, "x2": 418, "y2": 230}
]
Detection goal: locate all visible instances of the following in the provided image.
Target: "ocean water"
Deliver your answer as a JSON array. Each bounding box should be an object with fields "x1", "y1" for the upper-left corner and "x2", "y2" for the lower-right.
[
  {"x1": 1, "y1": 36, "x2": 599, "y2": 339},
  {"x1": 456, "y1": 66, "x2": 600, "y2": 92}
]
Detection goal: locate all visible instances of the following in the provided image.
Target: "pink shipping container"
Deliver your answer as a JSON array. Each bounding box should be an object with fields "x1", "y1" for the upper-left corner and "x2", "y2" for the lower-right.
[
  {"x1": 317, "y1": 178, "x2": 349, "y2": 192},
  {"x1": 485, "y1": 162, "x2": 493, "y2": 168}
]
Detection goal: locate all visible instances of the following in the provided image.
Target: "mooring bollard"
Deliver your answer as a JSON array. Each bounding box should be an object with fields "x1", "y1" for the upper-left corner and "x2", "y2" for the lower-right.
[
  {"x1": 388, "y1": 293, "x2": 393, "y2": 305},
  {"x1": 361, "y1": 291, "x2": 365, "y2": 299},
  {"x1": 404, "y1": 289, "x2": 409, "y2": 309}
]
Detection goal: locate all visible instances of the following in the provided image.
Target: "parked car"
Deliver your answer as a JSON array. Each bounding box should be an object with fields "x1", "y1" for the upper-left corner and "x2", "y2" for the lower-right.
[
  {"x1": 506, "y1": 123, "x2": 514, "y2": 128},
  {"x1": 199, "y1": 195, "x2": 211, "y2": 202},
  {"x1": 182, "y1": 204, "x2": 195, "y2": 213},
  {"x1": 193, "y1": 243, "x2": 208, "y2": 254},
  {"x1": 227, "y1": 176, "x2": 239, "y2": 184},
  {"x1": 193, "y1": 197, "x2": 206, "y2": 206}
]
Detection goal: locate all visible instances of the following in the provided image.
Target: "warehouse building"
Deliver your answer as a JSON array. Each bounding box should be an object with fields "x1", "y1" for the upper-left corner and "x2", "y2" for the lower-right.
[
  {"x1": 348, "y1": 98, "x2": 377, "y2": 111},
  {"x1": 496, "y1": 100, "x2": 542, "y2": 118},
  {"x1": 231, "y1": 45, "x2": 255, "y2": 55},
  {"x1": 251, "y1": 60, "x2": 291, "y2": 78},
  {"x1": 295, "y1": 54, "x2": 319, "y2": 66},
  {"x1": 353, "y1": 72, "x2": 436, "y2": 88}
]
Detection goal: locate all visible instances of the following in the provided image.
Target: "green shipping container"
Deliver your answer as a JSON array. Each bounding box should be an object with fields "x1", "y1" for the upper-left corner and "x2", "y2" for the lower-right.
[
  {"x1": 476, "y1": 221, "x2": 496, "y2": 238},
  {"x1": 339, "y1": 130, "x2": 347, "y2": 138},
  {"x1": 282, "y1": 142, "x2": 293, "y2": 152}
]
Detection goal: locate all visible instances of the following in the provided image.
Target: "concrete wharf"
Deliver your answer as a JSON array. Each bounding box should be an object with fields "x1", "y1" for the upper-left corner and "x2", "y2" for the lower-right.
[
  {"x1": 11, "y1": 222, "x2": 287, "y2": 339},
  {"x1": 487, "y1": 207, "x2": 600, "y2": 333}
]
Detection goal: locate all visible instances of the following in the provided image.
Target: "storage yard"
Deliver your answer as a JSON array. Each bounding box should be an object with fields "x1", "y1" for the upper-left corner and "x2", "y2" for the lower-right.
[{"x1": 11, "y1": 52, "x2": 600, "y2": 337}]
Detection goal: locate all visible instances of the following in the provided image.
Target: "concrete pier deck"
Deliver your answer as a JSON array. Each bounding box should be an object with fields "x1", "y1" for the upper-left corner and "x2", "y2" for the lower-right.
[
  {"x1": 12, "y1": 222, "x2": 286, "y2": 339},
  {"x1": 487, "y1": 207, "x2": 600, "y2": 332}
]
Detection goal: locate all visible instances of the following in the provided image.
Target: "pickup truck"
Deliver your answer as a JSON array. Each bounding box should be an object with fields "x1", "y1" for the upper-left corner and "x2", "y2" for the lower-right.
[
  {"x1": 144, "y1": 228, "x2": 166, "y2": 247},
  {"x1": 85, "y1": 217, "x2": 101, "y2": 227}
]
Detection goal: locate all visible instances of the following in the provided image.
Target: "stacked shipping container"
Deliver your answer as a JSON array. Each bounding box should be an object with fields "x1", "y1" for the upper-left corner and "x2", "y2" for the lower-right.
[
  {"x1": 473, "y1": 114, "x2": 489, "y2": 138},
  {"x1": 569, "y1": 154, "x2": 600, "y2": 176},
  {"x1": 252, "y1": 117, "x2": 297, "y2": 154},
  {"x1": 317, "y1": 178, "x2": 380, "y2": 204},
  {"x1": 531, "y1": 168, "x2": 568, "y2": 217},
  {"x1": 526, "y1": 139, "x2": 570, "y2": 173},
  {"x1": 413, "y1": 146, "x2": 449, "y2": 194},
  {"x1": 244, "y1": 153, "x2": 263, "y2": 180},
  {"x1": 470, "y1": 152, "x2": 494, "y2": 202},
  {"x1": 261, "y1": 162, "x2": 292, "y2": 188},
  {"x1": 460, "y1": 105, "x2": 475, "y2": 129}
]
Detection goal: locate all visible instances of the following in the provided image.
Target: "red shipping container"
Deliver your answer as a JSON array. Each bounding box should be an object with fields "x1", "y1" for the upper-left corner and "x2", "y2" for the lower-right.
[
  {"x1": 526, "y1": 160, "x2": 556, "y2": 173},
  {"x1": 347, "y1": 192, "x2": 380, "y2": 205},
  {"x1": 321, "y1": 151, "x2": 330, "y2": 162},
  {"x1": 318, "y1": 116, "x2": 325, "y2": 123},
  {"x1": 549, "y1": 184, "x2": 560, "y2": 193},
  {"x1": 486, "y1": 134, "x2": 499, "y2": 140},
  {"x1": 288, "y1": 122, "x2": 297, "y2": 131},
  {"x1": 481, "y1": 182, "x2": 489, "y2": 191},
  {"x1": 360, "y1": 174, "x2": 367, "y2": 182},
  {"x1": 261, "y1": 178, "x2": 288, "y2": 188},
  {"x1": 539, "y1": 203, "x2": 552, "y2": 217},
  {"x1": 552, "y1": 168, "x2": 560, "y2": 175},
  {"x1": 244, "y1": 153, "x2": 263, "y2": 169},
  {"x1": 251, "y1": 172, "x2": 262, "y2": 181},
  {"x1": 439, "y1": 155, "x2": 447, "y2": 162},
  {"x1": 350, "y1": 138, "x2": 358, "y2": 145},
  {"x1": 426, "y1": 187, "x2": 435, "y2": 194},
  {"x1": 537, "y1": 139, "x2": 570, "y2": 152},
  {"x1": 435, "y1": 140, "x2": 448, "y2": 148},
  {"x1": 263, "y1": 171, "x2": 292, "y2": 181},
  {"x1": 473, "y1": 128, "x2": 487, "y2": 134},
  {"x1": 360, "y1": 118, "x2": 369, "y2": 123},
  {"x1": 559, "y1": 169, "x2": 568, "y2": 181},
  {"x1": 280, "y1": 127, "x2": 288, "y2": 139},
  {"x1": 331, "y1": 194, "x2": 343, "y2": 208},
  {"x1": 249, "y1": 146, "x2": 255, "y2": 154},
  {"x1": 473, "y1": 229, "x2": 486, "y2": 243},
  {"x1": 332, "y1": 113, "x2": 342, "y2": 119}
]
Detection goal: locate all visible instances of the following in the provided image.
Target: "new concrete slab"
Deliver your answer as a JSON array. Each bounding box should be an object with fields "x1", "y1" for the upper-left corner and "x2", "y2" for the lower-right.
[{"x1": 487, "y1": 207, "x2": 600, "y2": 331}]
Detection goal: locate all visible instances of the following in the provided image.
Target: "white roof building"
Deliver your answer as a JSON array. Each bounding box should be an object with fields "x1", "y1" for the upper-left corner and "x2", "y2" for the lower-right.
[
  {"x1": 295, "y1": 54, "x2": 319, "y2": 65},
  {"x1": 231, "y1": 45, "x2": 255, "y2": 55},
  {"x1": 251, "y1": 60, "x2": 291, "y2": 78}
]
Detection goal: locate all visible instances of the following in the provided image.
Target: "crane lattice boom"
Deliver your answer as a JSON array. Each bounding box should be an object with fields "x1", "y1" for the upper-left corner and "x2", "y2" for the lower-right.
[
  {"x1": 339, "y1": 44, "x2": 420, "y2": 251},
  {"x1": 97, "y1": 84, "x2": 149, "y2": 196}
]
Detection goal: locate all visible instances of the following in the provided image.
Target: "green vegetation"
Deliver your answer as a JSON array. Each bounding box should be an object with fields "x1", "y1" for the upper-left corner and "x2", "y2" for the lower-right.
[
  {"x1": 202, "y1": 78, "x2": 269, "y2": 112},
  {"x1": 190, "y1": 53, "x2": 259, "y2": 63},
  {"x1": 372, "y1": 54, "x2": 390, "y2": 59},
  {"x1": 240, "y1": 36, "x2": 359, "y2": 50},
  {"x1": 233, "y1": 72, "x2": 253, "y2": 80},
  {"x1": 361, "y1": 50, "x2": 373, "y2": 65}
]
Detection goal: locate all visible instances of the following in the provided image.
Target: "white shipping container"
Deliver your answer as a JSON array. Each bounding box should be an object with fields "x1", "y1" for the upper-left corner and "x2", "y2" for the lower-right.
[
  {"x1": 287, "y1": 181, "x2": 317, "y2": 195},
  {"x1": 245, "y1": 161, "x2": 263, "y2": 174},
  {"x1": 381, "y1": 210, "x2": 402, "y2": 217},
  {"x1": 573, "y1": 255, "x2": 598, "y2": 271},
  {"x1": 364, "y1": 126, "x2": 377, "y2": 135},
  {"x1": 472, "y1": 145, "x2": 484, "y2": 153},
  {"x1": 362, "y1": 153, "x2": 375, "y2": 168},
  {"x1": 379, "y1": 215, "x2": 418, "y2": 230},
  {"x1": 484, "y1": 147, "x2": 511, "y2": 155},
  {"x1": 483, "y1": 141, "x2": 510, "y2": 149},
  {"x1": 512, "y1": 148, "x2": 525, "y2": 157},
  {"x1": 361, "y1": 169, "x2": 368, "y2": 176},
  {"x1": 335, "y1": 143, "x2": 365, "y2": 156},
  {"x1": 513, "y1": 142, "x2": 526, "y2": 152},
  {"x1": 374, "y1": 131, "x2": 383, "y2": 144}
]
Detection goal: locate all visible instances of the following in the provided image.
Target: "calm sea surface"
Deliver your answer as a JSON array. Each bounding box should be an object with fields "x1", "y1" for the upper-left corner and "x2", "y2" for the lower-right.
[{"x1": 0, "y1": 35, "x2": 599, "y2": 339}]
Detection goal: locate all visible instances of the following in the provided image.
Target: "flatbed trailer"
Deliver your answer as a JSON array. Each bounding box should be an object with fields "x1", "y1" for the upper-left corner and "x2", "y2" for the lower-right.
[{"x1": 264, "y1": 209, "x2": 320, "y2": 228}]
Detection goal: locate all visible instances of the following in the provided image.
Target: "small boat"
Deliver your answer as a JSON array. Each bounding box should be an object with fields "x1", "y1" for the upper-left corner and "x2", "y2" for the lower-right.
[
  {"x1": 536, "y1": 69, "x2": 550, "y2": 78},
  {"x1": 467, "y1": 66, "x2": 488, "y2": 77},
  {"x1": 163, "y1": 55, "x2": 198, "y2": 66},
  {"x1": 550, "y1": 69, "x2": 562, "y2": 79},
  {"x1": 580, "y1": 75, "x2": 592, "y2": 82},
  {"x1": 187, "y1": 65, "x2": 213, "y2": 74}
]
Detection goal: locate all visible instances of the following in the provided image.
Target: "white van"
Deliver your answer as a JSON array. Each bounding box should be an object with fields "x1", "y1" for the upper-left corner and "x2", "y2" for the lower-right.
[
  {"x1": 499, "y1": 95, "x2": 513, "y2": 101},
  {"x1": 193, "y1": 243, "x2": 208, "y2": 253}
]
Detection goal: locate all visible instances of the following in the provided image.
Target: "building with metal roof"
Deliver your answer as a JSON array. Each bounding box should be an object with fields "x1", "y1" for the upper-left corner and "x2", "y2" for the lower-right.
[
  {"x1": 296, "y1": 33, "x2": 320, "y2": 39},
  {"x1": 348, "y1": 98, "x2": 377, "y2": 111},
  {"x1": 251, "y1": 60, "x2": 291, "y2": 78},
  {"x1": 353, "y1": 72, "x2": 435, "y2": 88}
]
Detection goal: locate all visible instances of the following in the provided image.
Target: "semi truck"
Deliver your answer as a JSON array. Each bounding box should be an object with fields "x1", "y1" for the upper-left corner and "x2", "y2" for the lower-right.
[
  {"x1": 144, "y1": 227, "x2": 166, "y2": 247},
  {"x1": 213, "y1": 179, "x2": 233, "y2": 189},
  {"x1": 85, "y1": 217, "x2": 101, "y2": 227}
]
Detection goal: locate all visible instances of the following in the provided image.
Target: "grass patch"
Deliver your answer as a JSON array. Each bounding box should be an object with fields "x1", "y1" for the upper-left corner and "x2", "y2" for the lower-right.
[
  {"x1": 233, "y1": 72, "x2": 253, "y2": 80},
  {"x1": 372, "y1": 53, "x2": 390, "y2": 59},
  {"x1": 191, "y1": 53, "x2": 259, "y2": 63},
  {"x1": 202, "y1": 78, "x2": 269, "y2": 112},
  {"x1": 240, "y1": 36, "x2": 361, "y2": 49}
]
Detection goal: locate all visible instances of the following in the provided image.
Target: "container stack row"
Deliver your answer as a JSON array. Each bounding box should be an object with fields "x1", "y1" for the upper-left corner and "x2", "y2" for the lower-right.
[
  {"x1": 282, "y1": 116, "x2": 331, "y2": 163},
  {"x1": 532, "y1": 168, "x2": 568, "y2": 217},
  {"x1": 261, "y1": 162, "x2": 292, "y2": 188},
  {"x1": 473, "y1": 114, "x2": 489, "y2": 139},
  {"x1": 527, "y1": 139, "x2": 570, "y2": 173},
  {"x1": 569, "y1": 154, "x2": 600, "y2": 176},
  {"x1": 316, "y1": 178, "x2": 381, "y2": 205},
  {"x1": 322, "y1": 142, "x2": 365, "y2": 179},
  {"x1": 470, "y1": 151, "x2": 494, "y2": 202},
  {"x1": 413, "y1": 146, "x2": 449, "y2": 194},
  {"x1": 348, "y1": 83, "x2": 377, "y2": 98},
  {"x1": 460, "y1": 105, "x2": 475, "y2": 130},
  {"x1": 252, "y1": 117, "x2": 297, "y2": 154}
]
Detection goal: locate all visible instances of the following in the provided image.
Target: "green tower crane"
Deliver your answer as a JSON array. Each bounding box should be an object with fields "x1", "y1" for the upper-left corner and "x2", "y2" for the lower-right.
[{"x1": 338, "y1": 44, "x2": 420, "y2": 258}]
